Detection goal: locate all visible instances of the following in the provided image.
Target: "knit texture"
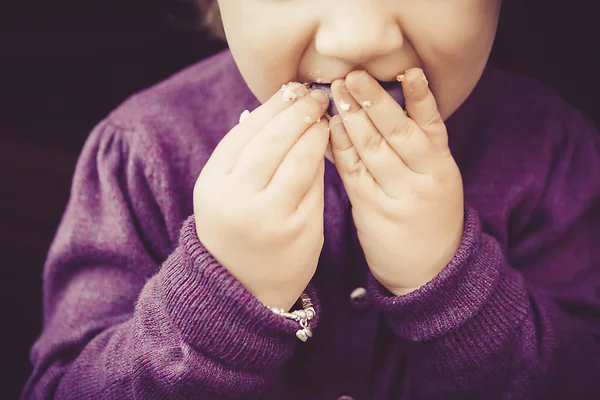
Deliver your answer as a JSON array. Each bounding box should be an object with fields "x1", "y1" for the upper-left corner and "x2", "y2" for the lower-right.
[{"x1": 23, "y1": 50, "x2": 600, "y2": 399}]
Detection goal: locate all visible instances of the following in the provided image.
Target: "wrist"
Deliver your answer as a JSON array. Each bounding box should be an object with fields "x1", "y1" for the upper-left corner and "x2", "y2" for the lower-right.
[
  {"x1": 377, "y1": 266, "x2": 445, "y2": 297},
  {"x1": 381, "y1": 238, "x2": 463, "y2": 297},
  {"x1": 264, "y1": 293, "x2": 317, "y2": 342}
]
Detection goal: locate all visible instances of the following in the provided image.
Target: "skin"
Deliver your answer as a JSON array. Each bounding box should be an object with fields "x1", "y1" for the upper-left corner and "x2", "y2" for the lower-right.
[
  {"x1": 214, "y1": 0, "x2": 502, "y2": 294},
  {"x1": 217, "y1": 0, "x2": 501, "y2": 123}
]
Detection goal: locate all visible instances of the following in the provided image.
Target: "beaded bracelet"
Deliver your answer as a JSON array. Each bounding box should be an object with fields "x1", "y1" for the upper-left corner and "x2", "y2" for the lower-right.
[{"x1": 266, "y1": 293, "x2": 316, "y2": 342}]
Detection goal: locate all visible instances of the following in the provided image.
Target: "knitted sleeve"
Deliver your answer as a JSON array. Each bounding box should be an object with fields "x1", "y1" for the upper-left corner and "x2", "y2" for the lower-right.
[{"x1": 22, "y1": 121, "x2": 319, "y2": 399}]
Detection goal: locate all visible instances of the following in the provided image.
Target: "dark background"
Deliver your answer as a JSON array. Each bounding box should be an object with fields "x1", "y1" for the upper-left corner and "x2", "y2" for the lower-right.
[{"x1": 1, "y1": 0, "x2": 598, "y2": 398}]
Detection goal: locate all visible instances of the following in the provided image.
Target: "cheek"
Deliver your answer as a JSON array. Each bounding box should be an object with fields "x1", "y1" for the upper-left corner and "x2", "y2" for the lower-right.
[
  {"x1": 222, "y1": 9, "x2": 314, "y2": 104},
  {"x1": 426, "y1": 28, "x2": 493, "y2": 96},
  {"x1": 431, "y1": 26, "x2": 496, "y2": 67},
  {"x1": 416, "y1": 7, "x2": 497, "y2": 71},
  {"x1": 409, "y1": 13, "x2": 498, "y2": 118},
  {"x1": 424, "y1": 45, "x2": 490, "y2": 119},
  {"x1": 233, "y1": 36, "x2": 308, "y2": 104}
]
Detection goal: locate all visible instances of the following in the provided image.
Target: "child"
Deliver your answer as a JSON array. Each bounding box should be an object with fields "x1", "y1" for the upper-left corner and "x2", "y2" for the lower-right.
[{"x1": 23, "y1": 0, "x2": 600, "y2": 399}]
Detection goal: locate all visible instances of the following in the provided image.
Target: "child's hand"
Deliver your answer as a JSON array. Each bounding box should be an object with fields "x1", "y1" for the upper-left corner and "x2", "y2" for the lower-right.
[
  {"x1": 194, "y1": 83, "x2": 330, "y2": 311},
  {"x1": 329, "y1": 69, "x2": 464, "y2": 296}
]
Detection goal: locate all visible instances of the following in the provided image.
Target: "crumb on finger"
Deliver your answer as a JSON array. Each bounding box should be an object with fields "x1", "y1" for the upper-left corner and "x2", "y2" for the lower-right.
[
  {"x1": 280, "y1": 82, "x2": 308, "y2": 102},
  {"x1": 239, "y1": 109, "x2": 250, "y2": 123}
]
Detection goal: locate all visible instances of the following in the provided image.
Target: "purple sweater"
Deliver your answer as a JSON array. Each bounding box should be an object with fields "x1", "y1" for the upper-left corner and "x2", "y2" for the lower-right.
[{"x1": 23, "y1": 50, "x2": 600, "y2": 399}]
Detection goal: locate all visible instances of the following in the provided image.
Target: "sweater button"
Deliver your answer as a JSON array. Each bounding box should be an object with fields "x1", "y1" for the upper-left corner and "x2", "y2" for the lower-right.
[{"x1": 349, "y1": 287, "x2": 370, "y2": 313}]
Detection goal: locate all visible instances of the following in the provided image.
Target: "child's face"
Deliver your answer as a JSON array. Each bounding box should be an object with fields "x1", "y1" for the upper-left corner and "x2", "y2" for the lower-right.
[{"x1": 217, "y1": 0, "x2": 501, "y2": 120}]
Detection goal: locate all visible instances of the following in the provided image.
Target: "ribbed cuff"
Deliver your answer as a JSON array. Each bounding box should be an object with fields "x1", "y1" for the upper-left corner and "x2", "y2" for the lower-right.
[
  {"x1": 368, "y1": 203, "x2": 530, "y2": 342},
  {"x1": 159, "y1": 216, "x2": 320, "y2": 370}
]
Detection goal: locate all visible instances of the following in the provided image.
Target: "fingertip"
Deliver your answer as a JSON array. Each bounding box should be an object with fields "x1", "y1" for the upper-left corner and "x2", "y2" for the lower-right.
[
  {"x1": 331, "y1": 79, "x2": 345, "y2": 93},
  {"x1": 309, "y1": 89, "x2": 330, "y2": 105},
  {"x1": 402, "y1": 68, "x2": 429, "y2": 101},
  {"x1": 345, "y1": 70, "x2": 369, "y2": 90},
  {"x1": 279, "y1": 82, "x2": 310, "y2": 103},
  {"x1": 404, "y1": 67, "x2": 426, "y2": 81}
]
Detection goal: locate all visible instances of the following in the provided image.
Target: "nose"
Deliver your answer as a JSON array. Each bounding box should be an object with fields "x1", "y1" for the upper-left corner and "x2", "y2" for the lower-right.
[{"x1": 314, "y1": 3, "x2": 403, "y2": 65}]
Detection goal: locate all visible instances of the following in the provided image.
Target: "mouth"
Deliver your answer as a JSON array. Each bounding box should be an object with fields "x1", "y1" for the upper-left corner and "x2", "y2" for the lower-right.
[{"x1": 308, "y1": 80, "x2": 405, "y2": 117}]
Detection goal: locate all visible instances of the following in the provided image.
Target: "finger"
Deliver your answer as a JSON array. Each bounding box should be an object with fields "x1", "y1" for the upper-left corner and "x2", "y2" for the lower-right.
[
  {"x1": 329, "y1": 115, "x2": 379, "y2": 203},
  {"x1": 288, "y1": 155, "x2": 325, "y2": 233},
  {"x1": 401, "y1": 68, "x2": 449, "y2": 154},
  {"x1": 330, "y1": 79, "x2": 408, "y2": 192},
  {"x1": 344, "y1": 70, "x2": 437, "y2": 174},
  {"x1": 265, "y1": 119, "x2": 330, "y2": 215},
  {"x1": 231, "y1": 89, "x2": 329, "y2": 192},
  {"x1": 208, "y1": 82, "x2": 310, "y2": 174}
]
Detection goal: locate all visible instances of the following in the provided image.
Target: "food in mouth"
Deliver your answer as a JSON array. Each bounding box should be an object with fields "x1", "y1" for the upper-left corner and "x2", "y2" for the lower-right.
[{"x1": 308, "y1": 81, "x2": 405, "y2": 117}]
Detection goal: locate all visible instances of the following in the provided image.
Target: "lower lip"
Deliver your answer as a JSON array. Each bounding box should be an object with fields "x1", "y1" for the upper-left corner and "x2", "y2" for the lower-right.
[{"x1": 308, "y1": 81, "x2": 405, "y2": 117}]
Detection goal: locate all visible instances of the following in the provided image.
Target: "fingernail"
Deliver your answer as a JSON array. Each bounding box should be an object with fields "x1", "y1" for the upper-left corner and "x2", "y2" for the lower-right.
[
  {"x1": 404, "y1": 69, "x2": 429, "y2": 98},
  {"x1": 396, "y1": 74, "x2": 405, "y2": 83},
  {"x1": 339, "y1": 82, "x2": 350, "y2": 93},
  {"x1": 310, "y1": 89, "x2": 330, "y2": 104},
  {"x1": 346, "y1": 70, "x2": 367, "y2": 88},
  {"x1": 295, "y1": 83, "x2": 310, "y2": 95},
  {"x1": 336, "y1": 83, "x2": 354, "y2": 112}
]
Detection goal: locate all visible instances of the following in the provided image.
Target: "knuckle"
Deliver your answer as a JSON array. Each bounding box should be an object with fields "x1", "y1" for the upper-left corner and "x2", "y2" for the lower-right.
[
  {"x1": 282, "y1": 216, "x2": 305, "y2": 239},
  {"x1": 422, "y1": 111, "x2": 444, "y2": 130},
  {"x1": 263, "y1": 213, "x2": 304, "y2": 244},
  {"x1": 363, "y1": 133, "x2": 385, "y2": 155},
  {"x1": 347, "y1": 158, "x2": 365, "y2": 179},
  {"x1": 388, "y1": 119, "x2": 413, "y2": 143},
  {"x1": 255, "y1": 220, "x2": 280, "y2": 241}
]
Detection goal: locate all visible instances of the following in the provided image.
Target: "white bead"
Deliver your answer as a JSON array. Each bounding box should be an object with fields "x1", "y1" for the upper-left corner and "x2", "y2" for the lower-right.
[
  {"x1": 305, "y1": 325, "x2": 313, "y2": 338},
  {"x1": 296, "y1": 329, "x2": 308, "y2": 342}
]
